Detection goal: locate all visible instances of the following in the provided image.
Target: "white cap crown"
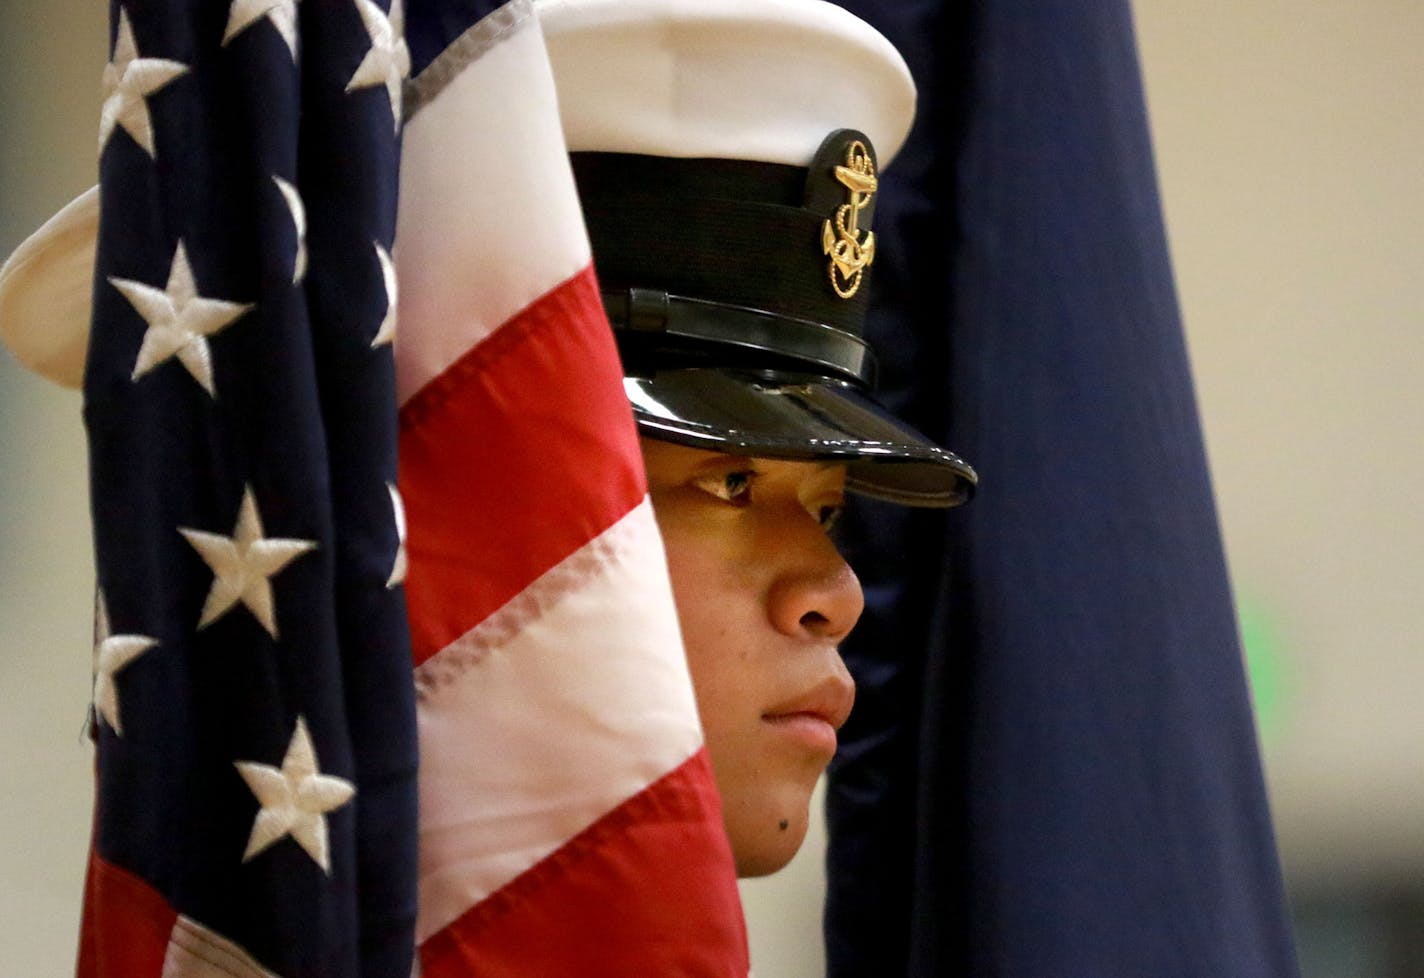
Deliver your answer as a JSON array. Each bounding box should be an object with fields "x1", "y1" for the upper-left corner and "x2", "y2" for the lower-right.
[{"x1": 536, "y1": 0, "x2": 916, "y2": 167}]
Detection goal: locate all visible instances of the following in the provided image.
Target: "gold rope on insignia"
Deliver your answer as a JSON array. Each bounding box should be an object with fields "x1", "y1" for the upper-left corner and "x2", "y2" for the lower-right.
[{"x1": 821, "y1": 140, "x2": 877, "y2": 299}]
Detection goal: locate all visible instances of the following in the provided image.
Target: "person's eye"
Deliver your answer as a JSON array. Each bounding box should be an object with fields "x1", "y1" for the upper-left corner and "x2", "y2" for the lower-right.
[
  {"x1": 694, "y1": 469, "x2": 756, "y2": 506},
  {"x1": 817, "y1": 503, "x2": 845, "y2": 533}
]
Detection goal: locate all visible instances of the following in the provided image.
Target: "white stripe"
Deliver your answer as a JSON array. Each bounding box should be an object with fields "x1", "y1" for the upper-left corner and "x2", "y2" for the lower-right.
[
  {"x1": 394, "y1": 12, "x2": 591, "y2": 406},
  {"x1": 413, "y1": 499, "x2": 702, "y2": 943},
  {"x1": 163, "y1": 916, "x2": 281, "y2": 978}
]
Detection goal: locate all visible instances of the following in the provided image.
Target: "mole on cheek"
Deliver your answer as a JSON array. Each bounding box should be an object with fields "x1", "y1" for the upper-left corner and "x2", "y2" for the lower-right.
[{"x1": 778, "y1": 819, "x2": 789, "y2": 831}]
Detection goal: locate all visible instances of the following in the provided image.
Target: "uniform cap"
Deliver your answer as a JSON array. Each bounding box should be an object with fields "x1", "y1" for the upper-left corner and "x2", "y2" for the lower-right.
[{"x1": 537, "y1": 0, "x2": 976, "y2": 506}]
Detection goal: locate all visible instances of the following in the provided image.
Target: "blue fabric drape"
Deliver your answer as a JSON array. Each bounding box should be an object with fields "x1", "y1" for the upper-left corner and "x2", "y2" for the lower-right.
[{"x1": 825, "y1": 2, "x2": 1300, "y2": 975}]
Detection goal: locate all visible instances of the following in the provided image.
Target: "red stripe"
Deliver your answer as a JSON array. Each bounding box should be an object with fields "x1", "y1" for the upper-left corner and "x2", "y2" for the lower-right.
[
  {"x1": 418, "y1": 749, "x2": 749, "y2": 978},
  {"x1": 76, "y1": 850, "x2": 177, "y2": 978},
  {"x1": 399, "y1": 265, "x2": 645, "y2": 666}
]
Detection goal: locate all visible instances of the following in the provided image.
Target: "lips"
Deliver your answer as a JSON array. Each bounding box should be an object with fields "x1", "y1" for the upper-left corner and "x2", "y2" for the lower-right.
[{"x1": 762, "y1": 673, "x2": 856, "y2": 733}]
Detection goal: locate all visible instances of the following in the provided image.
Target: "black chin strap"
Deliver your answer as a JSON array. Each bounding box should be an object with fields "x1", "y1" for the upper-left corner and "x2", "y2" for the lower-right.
[{"x1": 602, "y1": 288, "x2": 877, "y2": 388}]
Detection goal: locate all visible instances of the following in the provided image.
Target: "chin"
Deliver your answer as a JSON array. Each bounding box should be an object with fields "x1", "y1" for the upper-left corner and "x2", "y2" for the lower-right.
[{"x1": 727, "y1": 793, "x2": 814, "y2": 878}]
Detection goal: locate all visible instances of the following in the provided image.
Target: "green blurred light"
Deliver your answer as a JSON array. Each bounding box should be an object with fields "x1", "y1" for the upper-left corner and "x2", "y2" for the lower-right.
[{"x1": 1237, "y1": 597, "x2": 1285, "y2": 739}]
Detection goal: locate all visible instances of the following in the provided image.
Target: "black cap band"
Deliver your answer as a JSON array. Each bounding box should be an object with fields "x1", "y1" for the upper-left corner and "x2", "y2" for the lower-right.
[{"x1": 571, "y1": 130, "x2": 879, "y2": 339}]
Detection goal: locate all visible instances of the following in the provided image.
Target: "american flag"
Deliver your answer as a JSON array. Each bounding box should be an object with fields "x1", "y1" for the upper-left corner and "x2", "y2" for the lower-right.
[{"x1": 80, "y1": 0, "x2": 746, "y2": 975}]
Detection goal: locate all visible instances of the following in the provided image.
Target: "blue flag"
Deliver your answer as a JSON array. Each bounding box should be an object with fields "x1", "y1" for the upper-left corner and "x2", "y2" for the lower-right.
[{"x1": 824, "y1": 1, "x2": 1300, "y2": 975}]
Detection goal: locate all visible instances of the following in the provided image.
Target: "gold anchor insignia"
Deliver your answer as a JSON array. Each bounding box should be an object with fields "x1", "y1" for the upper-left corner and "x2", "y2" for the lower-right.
[{"x1": 821, "y1": 140, "x2": 877, "y2": 299}]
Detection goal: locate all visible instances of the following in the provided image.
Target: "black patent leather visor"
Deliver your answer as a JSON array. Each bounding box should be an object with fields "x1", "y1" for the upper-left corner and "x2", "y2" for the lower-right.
[{"x1": 626, "y1": 368, "x2": 976, "y2": 507}]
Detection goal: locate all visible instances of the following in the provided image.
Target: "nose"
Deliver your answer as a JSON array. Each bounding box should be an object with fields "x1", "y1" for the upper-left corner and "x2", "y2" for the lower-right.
[{"x1": 765, "y1": 531, "x2": 865, "y2": 642}]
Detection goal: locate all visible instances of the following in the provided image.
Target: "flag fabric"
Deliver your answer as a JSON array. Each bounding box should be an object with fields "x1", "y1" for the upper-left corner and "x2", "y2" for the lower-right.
[
  {"x1": 395, "y1": 1, "x2": 746, "y2": 974},
  {"x1": 83, "y1": 0, "x2": 417, "y2": 975},
  {"x1": 78, "y1": 0, "x2": 745, "y2": 975},
  {"x1": 822, "y1": 1, "x2": 1300, "y2": 976}
]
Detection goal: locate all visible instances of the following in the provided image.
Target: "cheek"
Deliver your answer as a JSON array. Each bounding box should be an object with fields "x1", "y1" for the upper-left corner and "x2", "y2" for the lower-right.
[
  {"x1": 658, "y1": 533, "x2": 772, "y2": 762},
  {"x1": 658, "y1": 514, "x2": 763, "y2": 660},
  {"x1": 663, "y1": 541, "x2": 754, "y2": 712}
]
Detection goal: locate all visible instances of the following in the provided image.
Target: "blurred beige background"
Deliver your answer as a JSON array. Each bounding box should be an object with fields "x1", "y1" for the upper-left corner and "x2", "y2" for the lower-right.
[
  {"x1": 1138, "y1": 1, "x2": 1424, "y2": 897},
  {"x1": 2, "y1": 0, "x2": 1421, "y2": 974},
  {"x1": 0, "y1": 2, "x2": 107, "y2": 972}
]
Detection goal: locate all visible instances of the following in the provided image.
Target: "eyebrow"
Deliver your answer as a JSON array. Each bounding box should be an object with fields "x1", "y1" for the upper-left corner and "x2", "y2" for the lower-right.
[{"x1": 688, "y1": 454, "x2": 756, "y2": 475}]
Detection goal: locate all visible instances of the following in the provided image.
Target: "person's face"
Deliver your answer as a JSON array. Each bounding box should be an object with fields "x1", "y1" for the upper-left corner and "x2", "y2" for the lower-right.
[{"x1": 641, "y1": 438, "x2": 864, "y2": 877}]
